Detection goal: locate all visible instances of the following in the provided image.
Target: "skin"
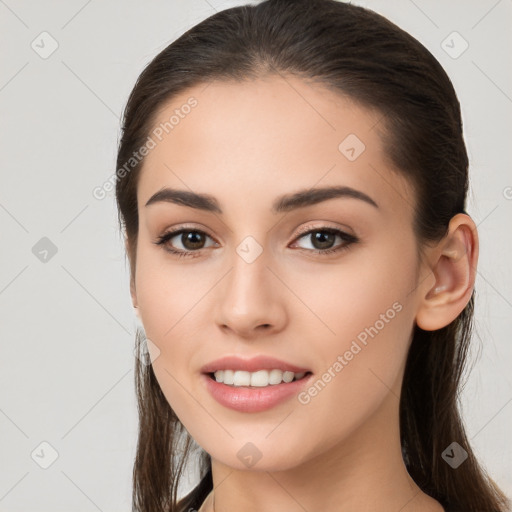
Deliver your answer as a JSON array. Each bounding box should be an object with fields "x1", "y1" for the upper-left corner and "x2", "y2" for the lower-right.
[{"x1": 128, "y1": 74, "x2": 478, "y2": 512}]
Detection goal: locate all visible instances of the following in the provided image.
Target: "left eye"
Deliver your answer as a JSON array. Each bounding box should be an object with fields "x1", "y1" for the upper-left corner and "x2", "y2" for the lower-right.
[{"x1": 292, "y1": 227, "x2": 358, "y2": 253}]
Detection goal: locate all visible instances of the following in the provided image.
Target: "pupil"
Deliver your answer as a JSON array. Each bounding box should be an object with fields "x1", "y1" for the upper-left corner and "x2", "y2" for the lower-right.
[
  {"x1": 313, "y1": 231, "x2": 334, "y2": 249},
  {"x1": 183, "y1": 231, "x2": 204, "y2": 249}
]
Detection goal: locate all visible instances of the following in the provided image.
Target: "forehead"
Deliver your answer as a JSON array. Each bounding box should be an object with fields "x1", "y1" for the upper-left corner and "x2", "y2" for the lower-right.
[{"x1": 137, "y1": 74, "x2": 414, "y2": 220}]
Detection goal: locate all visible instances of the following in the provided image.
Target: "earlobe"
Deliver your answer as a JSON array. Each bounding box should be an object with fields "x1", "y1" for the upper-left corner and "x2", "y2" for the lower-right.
[{"x1": 415, "y1": 213, "x2": 478, "y2": 331}]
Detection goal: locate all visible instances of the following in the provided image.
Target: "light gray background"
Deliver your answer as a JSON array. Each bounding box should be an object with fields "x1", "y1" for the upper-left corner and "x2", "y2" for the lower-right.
[{"x1": 1, "y1": 0, "x2": 511, "y2": 510}]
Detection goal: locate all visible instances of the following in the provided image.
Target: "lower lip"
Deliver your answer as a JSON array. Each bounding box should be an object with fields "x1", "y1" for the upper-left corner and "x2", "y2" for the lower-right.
[{"x1": 202, "y1": 373, "x2": 313, "y2": 413}]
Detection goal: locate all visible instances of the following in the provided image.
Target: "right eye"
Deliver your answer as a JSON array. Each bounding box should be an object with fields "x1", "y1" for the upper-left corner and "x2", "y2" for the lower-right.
[{"x1": 154, "y1": 228, "x2": 218, "y2": 258}]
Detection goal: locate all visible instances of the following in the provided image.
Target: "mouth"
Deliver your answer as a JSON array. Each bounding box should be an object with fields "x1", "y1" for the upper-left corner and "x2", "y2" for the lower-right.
[
  {"x1": 205, "y1": 369, "x2": 314, "y2": 388},
  {"x1": 202, "y1": 369, "x2": 314, "y2": 413}
]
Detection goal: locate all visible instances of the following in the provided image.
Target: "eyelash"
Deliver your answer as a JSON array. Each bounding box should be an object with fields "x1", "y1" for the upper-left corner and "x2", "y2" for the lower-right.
[{"x1": 153, "y1": 225, "x2": 358, "y2": 259}]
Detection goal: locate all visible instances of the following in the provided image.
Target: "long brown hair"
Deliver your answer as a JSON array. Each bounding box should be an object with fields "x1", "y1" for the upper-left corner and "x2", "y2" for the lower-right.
[{"x1": 115, "y1": 1, "x2": 510, "y2": 510}]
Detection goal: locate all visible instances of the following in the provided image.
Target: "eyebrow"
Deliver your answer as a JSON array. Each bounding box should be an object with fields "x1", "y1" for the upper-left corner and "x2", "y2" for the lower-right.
[{"x1": 144, "y1": 185, "x2": 379, "y2": 213}]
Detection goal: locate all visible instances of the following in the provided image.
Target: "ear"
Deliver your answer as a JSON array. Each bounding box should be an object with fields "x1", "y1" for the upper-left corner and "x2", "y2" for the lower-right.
[
  {"x1": 125, "y1": 237, "x2": 138, "y2": 310},
  {"x1": 415, "y1": 213, "x2": 479, "y2": 331}
]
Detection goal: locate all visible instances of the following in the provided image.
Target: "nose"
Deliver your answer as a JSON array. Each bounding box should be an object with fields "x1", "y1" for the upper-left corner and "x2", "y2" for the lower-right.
[{"x1": 214, "y1": 249, "x2": 288, "y2": 339}]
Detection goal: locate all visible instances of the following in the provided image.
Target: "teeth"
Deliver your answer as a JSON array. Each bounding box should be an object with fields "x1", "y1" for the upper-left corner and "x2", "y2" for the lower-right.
[{"x1": 213, "y1": 369, "x2": 307, "y2": 387}]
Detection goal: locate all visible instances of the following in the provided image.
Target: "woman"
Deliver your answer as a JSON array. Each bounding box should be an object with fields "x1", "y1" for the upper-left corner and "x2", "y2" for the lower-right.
[{"x1": 115, "y1": 0, "x2": 510, "y2": 510}]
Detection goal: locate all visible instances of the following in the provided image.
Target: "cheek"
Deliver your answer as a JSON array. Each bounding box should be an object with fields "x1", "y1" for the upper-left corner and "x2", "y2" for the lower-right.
[
  {"x1": 133, "y1": 245, "x2": 221, "y2": 403},
  {"x1": 291, "y1": 243, "x2": 417, "y2": 414},
  {"x1": 294, "y1": 240, "x2": 416, "y2": 348},
  {"x1": 134, "y1": 241, "x2": 198, "y2": 338},
  {"x1": 134, "y1": 255, "x2": 206, "y2": 424},
  {"x1": 133, "y1": 250, "x2": 198, "y2": 386}
]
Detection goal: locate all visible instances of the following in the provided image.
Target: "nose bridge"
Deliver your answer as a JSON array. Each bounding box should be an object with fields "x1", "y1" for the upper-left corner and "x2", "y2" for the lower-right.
[
  {"x1": 215, "y1": 234, "x2": 286, "y2": 335},
  {"x1": 227, "y1": 236, "x2": 273, "y2": 313}
]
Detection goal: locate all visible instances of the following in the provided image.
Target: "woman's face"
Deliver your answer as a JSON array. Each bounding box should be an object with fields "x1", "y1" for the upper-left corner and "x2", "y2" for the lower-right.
[{"x1": 131, "y1": 74, "x2": 427, "y2": 471}]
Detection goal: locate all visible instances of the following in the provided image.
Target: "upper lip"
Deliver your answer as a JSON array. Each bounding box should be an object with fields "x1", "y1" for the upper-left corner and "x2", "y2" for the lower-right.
[{"x1": 201, "y1": 355, "x2": 311, "y2": 374}]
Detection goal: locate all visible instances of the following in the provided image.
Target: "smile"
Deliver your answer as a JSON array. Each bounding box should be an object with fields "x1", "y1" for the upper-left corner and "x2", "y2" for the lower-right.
[
  {"x1": 202, "y1": 371, "x2": 313, "y2": 413},
  {"x1": 210, "y1": 369, "x2": 309, "y2": 387}
]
